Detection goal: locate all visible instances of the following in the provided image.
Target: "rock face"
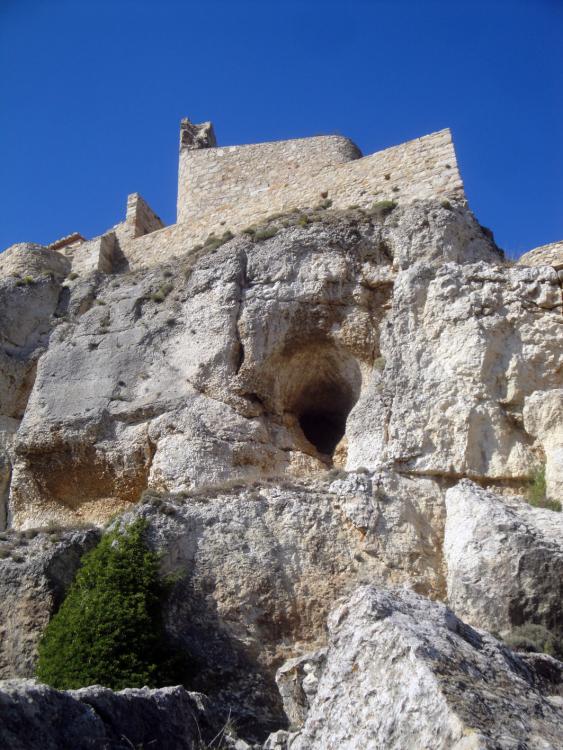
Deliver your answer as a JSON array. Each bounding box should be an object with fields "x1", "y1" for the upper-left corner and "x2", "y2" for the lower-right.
[
  {"x1": 2, "y1": 201, "x2": 526, "y2": 529},
  {"x1": 283, "y1": 586, "x2": 563, "y2": 750},
  {"x1": 0, "y1": 528, "x2": 99, "y2": 679},
  {"x1": 444, "y1": 480, "x2": 563, "y2": 637},
  {"x1": 127, "y1": 469, "x2": 446, "y2": 734},
  {"x1": 0, "y1": 247, "x2": 69, "y2": 527},
  {"x1": 1, "y1": 182, "x2": 562, "y2": 748},
  {"x1": 0, "y1": 680, "x2": 217, "y2": 750},
  {"x1": 4, "y1": 200, "x2": 562, "y2": 531}
]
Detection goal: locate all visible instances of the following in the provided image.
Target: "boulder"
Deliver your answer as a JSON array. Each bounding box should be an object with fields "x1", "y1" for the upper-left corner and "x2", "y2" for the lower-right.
[
  {"x1": 285, "y1": 586, "x2": 563, "y2": 750},
  {"x1": 0, "y1": 679, "x2": 216, "y2": 750},
  {"x1": 0, "y1": 527, "x2": 100, "y2": 679},
  {"x1": 444, "y1": 480, "x2": 563, "y2": 636}
]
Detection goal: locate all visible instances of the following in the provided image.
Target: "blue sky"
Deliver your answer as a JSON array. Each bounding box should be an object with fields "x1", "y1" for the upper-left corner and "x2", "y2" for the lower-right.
[{"x1": 1, "y1": 0, "x2": 561, "y2": 258}]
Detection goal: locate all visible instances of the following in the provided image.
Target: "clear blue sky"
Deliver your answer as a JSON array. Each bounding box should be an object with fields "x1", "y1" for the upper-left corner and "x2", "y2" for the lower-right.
[{"x1": 1, "y1": 0, "x2": 561, "y2": 258}]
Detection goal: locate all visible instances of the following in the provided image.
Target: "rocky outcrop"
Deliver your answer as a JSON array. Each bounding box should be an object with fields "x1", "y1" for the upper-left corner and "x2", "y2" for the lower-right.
[
  {"x1": 523, "y1": 389, "x2": 563, "y2": 501},
  {"x1": 0, "y1": 527, "x2": 99, "y2": 679},
  {"x1": 4, "y1": 201, "x2": 521, "y2": 529},
  {"x1": 444, "y1": 480, "x2": 563, "y2": 637},
  {"x1": 0, "y1": 245, "x2": 69, "y2": 528},
  {"x1": 0, "y1": 680, "x2": 219, "y2": 750},
  {"x1": 124, "y1": 469, "x2": 445, "y2": 734},
  {"x1": 280, "y1": 587, "x2": 563, "y2": 749},
  {"x1": 1, "y1": 194, "x2": 561, "y2": 749}
]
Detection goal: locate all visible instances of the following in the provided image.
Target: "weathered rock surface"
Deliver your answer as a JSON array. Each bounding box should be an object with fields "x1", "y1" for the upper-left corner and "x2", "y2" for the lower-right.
[
  {"x1": 1, "y1": 198, "x2": 562, "y2": 749},
  {"x1": 0, "y1": 527, "x2": 99, "y2": 679},
  {"x1": 0, "y1": 679, "x2": 218, "y2": 750},
  {"x1": 444, "y1": 480, "x2": 563, "y2": 636},
  {"x1": 0, "y1": 252, "x2": 70, "y2": 528},
  {"x1": 5, "y1": 202, "x2": 522, "y2": 529},
  {"x1": 283, "y1": 586, "x2": 563, "y2": 749},
  {"x1": 124, "y1": 469, "x2": 445, "y2": 734},
  {"x1": 350, "y1": 259, "x2": 563, "y2": 487}
]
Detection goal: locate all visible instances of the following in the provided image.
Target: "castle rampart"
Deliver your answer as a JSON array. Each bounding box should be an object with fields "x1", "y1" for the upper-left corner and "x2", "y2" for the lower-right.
[
  {"x1": 177, "y1": 132, "x2": 363, "y2": 225},
  {"x1": 123, "y1": 126, "x2": 464, "y2": 270},
  {"x1": 2, "y1": 120, "x2": 467, "y2": 274}
]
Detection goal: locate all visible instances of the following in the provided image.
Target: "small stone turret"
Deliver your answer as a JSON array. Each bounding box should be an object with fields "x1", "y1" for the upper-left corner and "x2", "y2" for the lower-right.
[{"x1": 179, "y1": 118, "x2": 216, "y2": 150}]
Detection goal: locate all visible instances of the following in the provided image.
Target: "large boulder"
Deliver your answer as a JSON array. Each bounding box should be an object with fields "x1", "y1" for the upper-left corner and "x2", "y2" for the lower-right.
[
  {"x1": 282, "y1": 586, "x2": 563, "y2": 750},
  {"x1": 444, "y1": 480, "x2": 563, "y2": 636},
  {"x1": 0, "y1": 679, "x2": 217, "y2": 750},
  {"x1": 125, "y1": 470, "x2": 445, "y2": 736}
]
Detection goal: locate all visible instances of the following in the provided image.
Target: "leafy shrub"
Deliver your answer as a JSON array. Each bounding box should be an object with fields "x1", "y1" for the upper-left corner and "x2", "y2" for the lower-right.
[
  {"x1": 254, "y1": 226, "x2": 278, "y2": 241},
  {"x1": 15, "y1": 275, "x2": 35, "y2": 287},
  {"x1": 527, "y1": 466, "x2": 561, "y2": 511},
  {"x1": 36, "y1": 518, "x2": 179, "y2": 690},
  {"x1": 369, "y1": 200, "x2": 397, "y2": 216},
  {"x1": 150, "y1": 282, "x2": 173, "y2": 303},
  {"x1": 504, "y1": 623, "x2": 562, "y2": 660},
  {"x1": 297, "y1": 215, "x2": 310, "y2": 227}
]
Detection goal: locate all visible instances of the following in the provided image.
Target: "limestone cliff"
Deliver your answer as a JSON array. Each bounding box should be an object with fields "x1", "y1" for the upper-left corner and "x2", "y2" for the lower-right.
[{"x1": 0, "y1": 122, "x2": 562, "y2": 748}]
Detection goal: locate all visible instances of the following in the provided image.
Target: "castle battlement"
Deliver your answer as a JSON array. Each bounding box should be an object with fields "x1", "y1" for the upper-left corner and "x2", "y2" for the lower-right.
[{"x1": 2, "y1": 119, "x2": 468, "y2": 276}]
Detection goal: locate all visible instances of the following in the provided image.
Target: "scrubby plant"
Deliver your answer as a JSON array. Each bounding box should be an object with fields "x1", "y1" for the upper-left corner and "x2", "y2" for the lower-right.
[
  {"x1": 253, "y1": 226, "x2": 278, "y2": 241},
  {"x1": 297, "y1": 215, "x2": 310, "y2": 227},
  {"x1": 369, "y1": 200, "x2": 397, "y2": 215},
  {"x1": 150, "y1": 282, "x2": 173, "y2": 303},
  {"x1": 15, "y1": 275, "x2": 35, "y2": 287},
  {"x1": 503, "y1": 623, "x2": 562, "y2": 659},
  {"x1": 68, "y1": 272, "x2": 79, "y2": 280},
  {"x1": 526, "y1": 466, "x2": 561, "y2": 511},
  {"x1": 373, "y1": 356, "x2": 386, "y2": 371},
  {"x1": 36, "y1": 518, "x2": 180, "y2": 690},
  {"x1": 201, "y1": 231, "x2": 233, "y2": 251}
]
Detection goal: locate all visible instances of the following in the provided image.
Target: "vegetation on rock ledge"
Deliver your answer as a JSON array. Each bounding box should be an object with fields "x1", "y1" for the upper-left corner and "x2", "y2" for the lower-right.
[{"x1": 36, "y1": 518, "x2": 184, "y2": 691}]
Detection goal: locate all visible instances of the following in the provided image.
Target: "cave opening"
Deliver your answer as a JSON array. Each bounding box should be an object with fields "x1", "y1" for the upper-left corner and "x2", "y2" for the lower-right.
[
  {"x1": 298, "y1": 409, "x2": 348, "y2": 456},
  {"x1": 283, "y1": 350, "x2": 361, "y2": 458}
]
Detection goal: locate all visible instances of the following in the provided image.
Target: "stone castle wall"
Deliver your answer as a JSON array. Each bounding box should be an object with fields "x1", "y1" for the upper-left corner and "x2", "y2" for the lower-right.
[
  {"x1": 124, "y1": 128, "x2": 464, "y2": 271},
  {"x1": 177, "y1": 134, "x2": 363, "y2": 224},
  {"x1": 1, "y1": 124, "x2": 466, "y2": 274}
]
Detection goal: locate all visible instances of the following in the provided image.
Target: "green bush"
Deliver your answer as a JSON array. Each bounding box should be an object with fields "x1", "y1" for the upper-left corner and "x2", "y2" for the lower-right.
[
  {"x1": 527, "y1": 466, "x2": 561, "y2": 511},
  {"x1": 369, "y1": 200, "x2": 397, "y2": 216},
  {"x1": 504, "y1": 623, "x2": 562, "y2": 660},
  {"x1": 15, "y1": 275, "x2": 35, "y2": 287},
  {"x1": 254, "y1": 226, "x2": 278, "y2": 241},
  {"x1": 36, "y1": 519, "x2": 177, "y2": 690},
  {"x1": 150, "y1": 282, "x2": 173, "y2": 303}
]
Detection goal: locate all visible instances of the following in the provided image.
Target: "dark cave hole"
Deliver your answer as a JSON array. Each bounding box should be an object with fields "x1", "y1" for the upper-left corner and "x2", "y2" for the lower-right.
[{"x1": 298, "y1": 409, "x2": 348, "y2": 456}]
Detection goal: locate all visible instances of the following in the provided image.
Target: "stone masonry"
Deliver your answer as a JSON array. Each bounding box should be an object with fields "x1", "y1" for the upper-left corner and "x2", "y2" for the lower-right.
[{"x1": 1, "y1": 118, "x2": 560, "y2": 274}]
